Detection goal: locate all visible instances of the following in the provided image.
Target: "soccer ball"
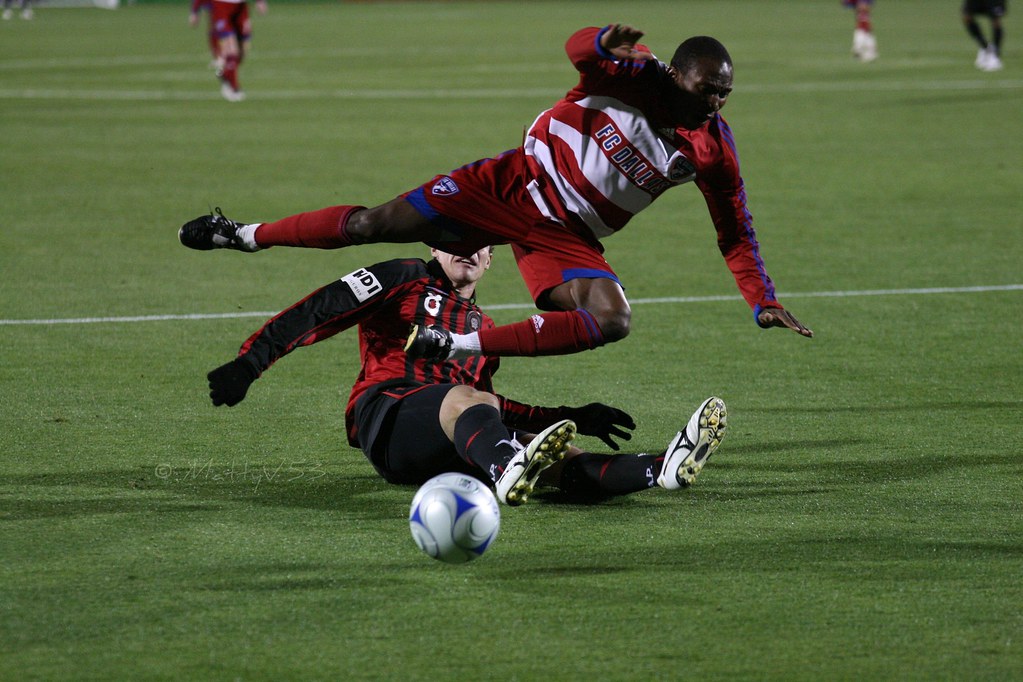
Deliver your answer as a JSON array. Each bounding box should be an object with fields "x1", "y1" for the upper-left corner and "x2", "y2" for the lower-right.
[{"x1": 409, "y1": 473, "x2": 501, "y2": 564}]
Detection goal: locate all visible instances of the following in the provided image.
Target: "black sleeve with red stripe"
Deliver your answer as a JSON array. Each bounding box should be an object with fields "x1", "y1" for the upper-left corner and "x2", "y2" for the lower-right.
[
  {"x1": 235, "y1": 258, "x2": 429, "y2": 376},
  {"x1": 497, "y1": 394, "x2": 569, "y2": 433}
]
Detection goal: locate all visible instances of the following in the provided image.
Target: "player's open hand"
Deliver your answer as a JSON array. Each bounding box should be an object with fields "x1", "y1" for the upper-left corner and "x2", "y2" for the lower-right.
[
  {"x1": 600, "y1": 23, "x2": 654, "y2": 61},
  {"x1": 562, "y1": 402, "x2": 636, "y2": 450},
  {"x1": 757, "y1": 306, "x2": 814, "y2": 338}
]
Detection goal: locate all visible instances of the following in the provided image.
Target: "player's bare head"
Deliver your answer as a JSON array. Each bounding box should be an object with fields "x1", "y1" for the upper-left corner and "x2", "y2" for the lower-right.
[
  {"x1": 671, "y1": 36, "x2": 732, "y2": 75},
  {"x1": 666, "y1": 36, "x2": 734, "y2": 130}
]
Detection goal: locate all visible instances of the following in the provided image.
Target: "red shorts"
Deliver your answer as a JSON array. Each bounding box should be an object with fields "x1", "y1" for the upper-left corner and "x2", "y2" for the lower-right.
[
  {"x1": 402, "y1": 149, "x2": 621, "y2": 307},
  {"x1": 212, "y1": 1, "x2": 250, "y2": 40}
]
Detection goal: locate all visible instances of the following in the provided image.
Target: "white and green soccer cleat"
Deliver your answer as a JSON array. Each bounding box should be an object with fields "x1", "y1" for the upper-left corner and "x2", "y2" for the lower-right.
[
  {"x1": 657, "y1": 397, "x2": 727, "y2": 490},
  {"x1": 496, "y1": 419, "x2": 576, "y2": 506}
]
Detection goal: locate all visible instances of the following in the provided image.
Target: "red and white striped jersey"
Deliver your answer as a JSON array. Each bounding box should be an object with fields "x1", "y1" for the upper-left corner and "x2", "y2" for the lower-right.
[
  {"x1": 523, "y1": 25, "x2": 778, "y2": 311},
  {"x1": 525, "y1": 26, "x2": 729, "y2": 237}
]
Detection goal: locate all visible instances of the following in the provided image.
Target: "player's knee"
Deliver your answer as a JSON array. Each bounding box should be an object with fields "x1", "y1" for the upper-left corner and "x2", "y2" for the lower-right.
[
  {"x1": 444, "y1": 386, "x2": 499, "y2": 416},
  {"x1": 346, "y1": 201, "x2": 427, "y2": 244},
  {"x1": 463, "y1": 389, "x2": 500, "y2": 411},
  {"x1": 343, "y1": 209, "x2": 379, "y2": 245},
  {"x1": 593, "y1": 308, "x2": 631, "y2": 344}
]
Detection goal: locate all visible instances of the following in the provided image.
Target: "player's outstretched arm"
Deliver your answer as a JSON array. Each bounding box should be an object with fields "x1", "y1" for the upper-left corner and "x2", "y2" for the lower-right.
[
  {"x1": 757, "y1": 307, "x2": 814, "y2": 338},
  {"x1": 599, "y1": 23, "x2": 654, "y2": 61}
]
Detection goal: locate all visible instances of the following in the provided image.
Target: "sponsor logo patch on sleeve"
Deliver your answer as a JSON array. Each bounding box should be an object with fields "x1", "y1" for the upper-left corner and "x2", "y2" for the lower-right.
[{"x1": 341, "y1": 268, "x2": 383, "y2": 302}]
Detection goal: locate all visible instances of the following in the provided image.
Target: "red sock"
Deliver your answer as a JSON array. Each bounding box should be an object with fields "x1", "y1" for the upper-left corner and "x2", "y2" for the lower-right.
[
  {"x1": 478, "y1": 309, "x2": 604, "y2": 356},
  {"x1": 856, "y1": 8, "x2": 871, "y2": 32},
  {"x1": 255, "y1": 205, "x2": 364, "y2": 249},
  {"x1": 222, "y1": 54, "x2": 240, "y2": 89}
]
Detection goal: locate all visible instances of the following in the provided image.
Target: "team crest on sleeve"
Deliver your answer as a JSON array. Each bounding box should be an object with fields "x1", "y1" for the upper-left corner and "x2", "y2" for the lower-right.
[
  {"x1": 431, "y1": 177, "x2": 460, "y2": 196},
  {"x1": 341, "y1": 267, "x2": 383, "y2": 303},
  {"x1": 667, "y1": 151, "x2": 697, "y2": 184}
]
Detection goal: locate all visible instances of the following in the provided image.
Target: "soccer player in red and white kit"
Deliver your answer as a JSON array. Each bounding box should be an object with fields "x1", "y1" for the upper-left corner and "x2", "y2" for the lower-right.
[
  {"x1": 203, "y1": 247, "x2": 728, "y2": 504},
  {"x1": 181, "y1": 22, "x2": 813, "y2": 360},
  {"x1": 189, "y1": 0, "x2": 221, "y2": 72},
  {"x1": 843, "y1": 0, "x2": 878, "y2": 62},
  {"x1": 208, "y1": 0, "x2": 266, "y2": 102}
]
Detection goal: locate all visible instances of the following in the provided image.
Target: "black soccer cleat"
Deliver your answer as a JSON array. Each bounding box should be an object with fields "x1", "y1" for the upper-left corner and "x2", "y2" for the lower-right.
[
  {"x1": 404, "y1": 324, "x2": 453, "y2": 361},
  {"x1": 178, "y1": 207, "x2": 260, "y2": 251}
]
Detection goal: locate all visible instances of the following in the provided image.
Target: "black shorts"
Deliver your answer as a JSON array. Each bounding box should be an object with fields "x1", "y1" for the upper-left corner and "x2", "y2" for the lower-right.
[
  {"x1": 354, "y1": 382, "x2": 483, "y2": 485},
  {"x1": 963, "y1": 0, "x2": 1007, "y2": 17}
]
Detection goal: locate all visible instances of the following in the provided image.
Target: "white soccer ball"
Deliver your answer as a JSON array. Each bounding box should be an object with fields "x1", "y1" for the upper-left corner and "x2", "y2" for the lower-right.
[{"x1": 409, "y1": 473, "x2": 501, "y2": 564}]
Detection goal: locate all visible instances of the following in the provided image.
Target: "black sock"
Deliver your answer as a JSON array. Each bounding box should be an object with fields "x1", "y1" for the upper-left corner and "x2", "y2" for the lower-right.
[
  {"x1": 966, "y1": 19, "x2": 988, "y2": 48},
  {"x1": 558, "y1": 452, "x2": 660, "y2": 500},
  {"x1": 452, "y1": 404, "x2": 517, "y2": 483},
  {"x1": 993, "y1": 26, "x2": 1003, "y2": 53}
]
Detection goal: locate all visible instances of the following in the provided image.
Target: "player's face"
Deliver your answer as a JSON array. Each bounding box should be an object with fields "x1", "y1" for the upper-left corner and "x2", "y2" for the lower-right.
[
  {"x1": 667, "y1": 57, "x2": 733, "y2": 130},
  {"x1": 433, "y1": 247, "x2": 493, "y2": 288}
]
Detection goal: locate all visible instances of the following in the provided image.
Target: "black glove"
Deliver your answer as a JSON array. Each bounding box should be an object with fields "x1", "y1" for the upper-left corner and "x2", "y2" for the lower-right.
[
  {"x1": 561, "y1": 403, "x2": 636, "y2": 451},
  {"x1": 207, "y1": 358, "x2": 259, "y2": 407}
]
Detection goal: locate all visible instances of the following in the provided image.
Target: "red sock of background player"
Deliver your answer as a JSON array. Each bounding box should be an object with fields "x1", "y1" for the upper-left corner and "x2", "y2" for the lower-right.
[
  {"x1": 253, "y1": 205, "x2": 365, "y2": 249},
  {"x1": 222, "y1": 54, "x2": 240, "y2": 90},
  {"x1": 856, "y1": 7, "x2": 871, "y2": 32},
  {"x1": 467, "y1": 309, "x2": 603, "y2": 357}
]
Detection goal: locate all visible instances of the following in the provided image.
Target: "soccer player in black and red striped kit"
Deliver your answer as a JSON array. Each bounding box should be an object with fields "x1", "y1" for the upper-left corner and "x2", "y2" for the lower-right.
[{"x1": 202, "y1": 247, "x2": 727, "y2": 505}]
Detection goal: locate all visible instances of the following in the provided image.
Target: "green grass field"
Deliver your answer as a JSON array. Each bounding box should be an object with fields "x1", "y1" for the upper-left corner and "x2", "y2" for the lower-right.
[{"x1": 2, "y1": 1, "x2": 1022, "y2": 679}]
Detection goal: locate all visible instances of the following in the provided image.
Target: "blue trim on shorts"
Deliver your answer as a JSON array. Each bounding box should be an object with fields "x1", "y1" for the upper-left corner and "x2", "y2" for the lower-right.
[{"x1": 562, "y1": 268, "x2": 622, "y2": 287}]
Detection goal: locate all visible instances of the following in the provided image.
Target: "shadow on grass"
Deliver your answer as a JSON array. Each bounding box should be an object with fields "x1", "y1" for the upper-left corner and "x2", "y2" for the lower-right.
[
  {"x1": 476, "y1": 537, "x2": 1023, "y2": 583},
  {"x1": 754, "y1": 399, "x2": 1022, "y2": 414},
  {"x1": 0, "y1": 464, "x2": 397, "y2": 521},
  {"x1": 1, "y1": 427, "x2": 1017, "y2": 522}
]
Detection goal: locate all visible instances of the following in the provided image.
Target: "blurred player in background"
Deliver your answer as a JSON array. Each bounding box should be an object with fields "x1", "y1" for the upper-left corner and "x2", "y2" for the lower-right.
[
  {"x1": 200, "y1": 246, "x2": 727, "y2": 505},
  {"x1": 963, "y1": 0, "x2": 1007, "y2": 71},
  {"x1": 843, "y1": 0, "x2": 878, "y2": 62},
  {"x1": 189, "y1": 0, "x2": 222, "y2": 73},
  {"x1": 210, "y1": 0, "x2": 267, "y2": 102},
  {"x1": 2, "y1": 0, "x2": 33, "y2": 21},
  {"x1": 180, "y1": 22, "x2": 813, "y2": 361}
]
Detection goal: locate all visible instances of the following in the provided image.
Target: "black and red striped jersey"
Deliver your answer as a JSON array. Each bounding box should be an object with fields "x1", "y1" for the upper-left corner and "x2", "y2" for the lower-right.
[{"x1": 232, "y1": 257, "x2": 559, "y2": 445}]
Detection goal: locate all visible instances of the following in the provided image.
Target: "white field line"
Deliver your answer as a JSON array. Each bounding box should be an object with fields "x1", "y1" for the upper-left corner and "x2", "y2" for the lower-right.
[
  {"x1": 1, "y1": 79, "x2": 1022, "y2": 101},
  {"x1": 2, "y1": 284, "x2": 1021, "y2": 326}
]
